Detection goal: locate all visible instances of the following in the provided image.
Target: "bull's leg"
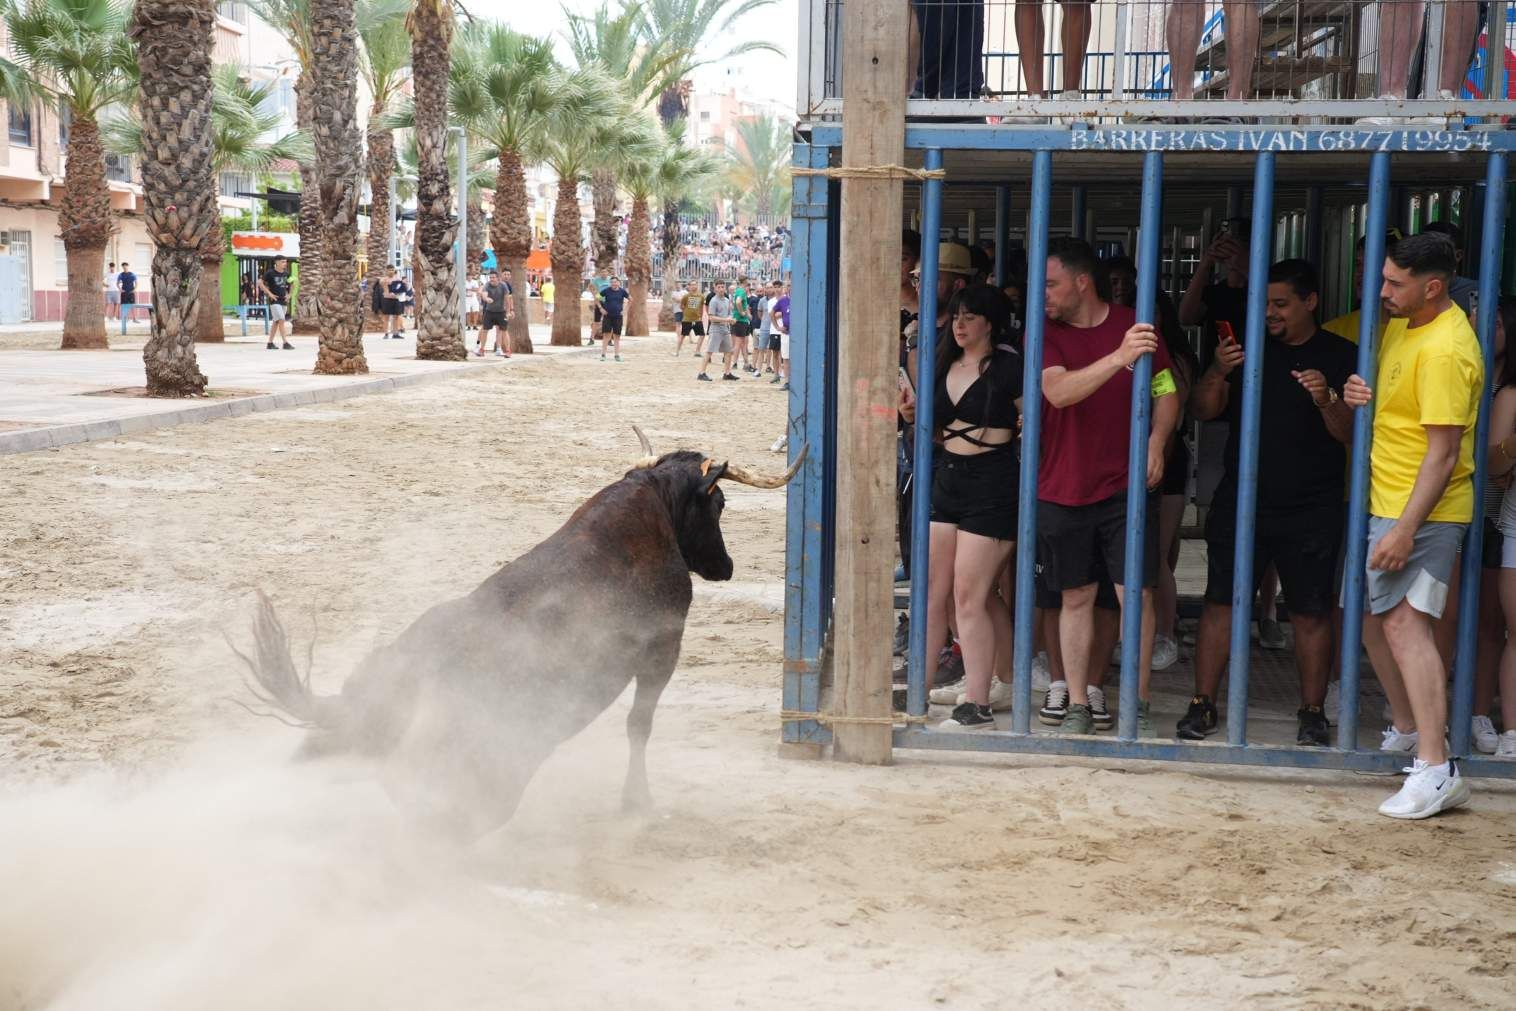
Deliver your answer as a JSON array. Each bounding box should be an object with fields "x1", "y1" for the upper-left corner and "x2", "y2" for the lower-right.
[{"x1": 623, "y1": 671, "x2": 673, "y2": 813}]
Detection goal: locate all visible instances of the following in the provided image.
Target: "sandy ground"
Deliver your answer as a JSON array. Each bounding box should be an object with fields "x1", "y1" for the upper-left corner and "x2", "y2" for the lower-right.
[{"x1": 2, "y1": 334, "x2": 1515, "y2": 1010}]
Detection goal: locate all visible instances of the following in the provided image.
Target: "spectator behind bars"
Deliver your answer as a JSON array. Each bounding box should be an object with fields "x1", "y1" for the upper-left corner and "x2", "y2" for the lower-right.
[
  {"x1": 1368, "y1": 2, "x2": 1483, "y2": 111},
  {"x1": 1418, "y1": 220, "x2": 1478, "y2": 316},
  {"x1": 1342, "y1": 232, "x2": 1484, "y2": 820},
  {"x1": 1037, "y1": 238, "x2": 1180, "y2": 738},
  {"x1": 1013, "y1": 1, "x2": 1093, "y2": 102},
  {"x1": 1166, "y1": 3, "x2": 1260, "y2": 104},
  {"x1": 1180, "y1": 216, "x2": 1251, "y2": 347},
  {"x1": 911, "y1": 0, "x2": 985, "y2": 100},
  {"x1": 1179, "y1": 259, "x2": 1358, "y2": 748},
  {"x1": 1322, "y1": 228, "x2": 1406, "y2": 344}
]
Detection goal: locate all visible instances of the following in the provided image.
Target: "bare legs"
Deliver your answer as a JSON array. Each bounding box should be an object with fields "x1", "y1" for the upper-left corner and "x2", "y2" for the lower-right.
[
  {"x1": 1364, "y1": 598, "x2": 1449, "y2": 766},
  {"x1": 953, "y1": 531, "x2": 1014, "y2": 706}
]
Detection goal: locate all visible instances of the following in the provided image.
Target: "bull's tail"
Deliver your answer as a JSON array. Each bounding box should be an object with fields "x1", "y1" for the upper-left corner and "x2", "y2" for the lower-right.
[{"x1": 227, "y1": 591, "x2": 334, "y2": 731}]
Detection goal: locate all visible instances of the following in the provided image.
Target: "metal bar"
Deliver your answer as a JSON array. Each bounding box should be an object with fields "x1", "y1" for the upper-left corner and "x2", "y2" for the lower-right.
[
  {"x1": 994, "y1": 184, "x2": 1010, "y2": 286},
  {"x1": 1337, "y1": 151, "x2": 1393, "y2": 752},
  {"x1": 782, "y1": 143, "x2": 831, "y2": 744},
  {"x1": 1227, "y1": 185, "x2": 1243, "y2": 220},
  {"x1": 1426, "y1": 1, "x2": 1445, "y2": 102},
  {"x1": 1497, "y1": 3, "x2": 1510, "y2": 105},
  {"x1": 457, "y1": 127, "x2": 468, "y2": 334},
  {"x1": 1112, "y1": 0, "x2": 1130, "y2": 101},
  {"x1": 906, "y1": 148, "x2": 945, "y2": 720},
  {"x1": 1012, "y1": 150, "x2": 1054, "y2": 736},
  {"x1": 891, "y1": 727, "x2": 1516, "y2": 778},
  {"x1": 1118, "y1": 150, "x2": 1163, "y2": 742},
  {"x1": 1226, "y1": 152, "x2": 1277, "y2": 749},
  {"x1": 1450, "y1": 151, "x2": 1508, "y2": 757},
  {"x1": 1071, "y1": 185, "x2": 1087, "y2": 239},
  {"x1": 1168, "y1": 225, "x2": 1182, "y2": 298},
  {"x1": 388, "y1": 176, "x2": 398, "y2": 268},
  {"x1": 809, "y1": 98, "x2": 1516, "y2": 120},
  {"x1": 1305, "y1": 186, "x2": 1324, "y2": 267}
]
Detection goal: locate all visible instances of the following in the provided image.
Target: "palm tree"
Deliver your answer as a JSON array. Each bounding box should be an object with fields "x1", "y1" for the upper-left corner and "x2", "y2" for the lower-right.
[
  {"x1": 0, "y1": 0, "x2": 136, "y2": 350},
  {"x1": 357, "y1": 0, "x2": 410, "y2": 325},
  {"x1": 248, "y1": 0, "x2": 322, "y2": 333},
  {"x1": 538, "y1": 70, "x2": 623, "y2": 346},
  {"x1": 105, "y1": 66, "x2": 310, "y2": 343},
  {"x1": 126, "y1": 0, "x2": 215, "y2": 395},
  {"x1": 620, "y1": 120, "x2": 717, "y2": 336},
  {"x1": 636, "y1": 0, "x2": 782, "y2": 274},
  {"x1": 449, "y1": 23, "x2": 558, "y2": 354},
  {"x1": 405, "y1": 0, "x2": 464, "y2": 361},
  {"x1": 726, "y1": 114, "x2": 789, "y2": 227},
  {"x1": 308, "y1": 0, "x2": 367, "y2": 373},
  {"x1": 565, "y1": 1, "x2": 682, "y2": 280},
  {"x1": 393, "y1": 125, "x2": 494, "y2": 283}
]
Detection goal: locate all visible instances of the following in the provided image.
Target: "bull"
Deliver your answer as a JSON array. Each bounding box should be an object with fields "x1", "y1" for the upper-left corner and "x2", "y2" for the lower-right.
[{"x1": 234, "y1": 427, "x2": 805, "y2": 839}]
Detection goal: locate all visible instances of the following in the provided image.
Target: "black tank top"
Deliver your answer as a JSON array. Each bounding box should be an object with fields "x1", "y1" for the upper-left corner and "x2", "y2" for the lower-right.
[{"x1": 933, "y1": 348, "x2": 1023, "y2": 450}]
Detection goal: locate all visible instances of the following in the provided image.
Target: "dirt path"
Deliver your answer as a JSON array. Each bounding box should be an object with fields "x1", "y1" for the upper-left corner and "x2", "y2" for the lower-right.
[{"x1": 2, "y1": 336, "x2": 1513, "y2": 1010}]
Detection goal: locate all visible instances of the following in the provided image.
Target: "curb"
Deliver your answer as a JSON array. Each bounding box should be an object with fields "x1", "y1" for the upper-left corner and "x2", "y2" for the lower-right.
[{"x1": 0, "y1": 356, "x2": 518, "y2": 457}]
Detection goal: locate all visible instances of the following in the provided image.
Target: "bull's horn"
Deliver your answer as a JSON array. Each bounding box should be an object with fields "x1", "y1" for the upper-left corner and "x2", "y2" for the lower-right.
[
  {"x1": 718, "y1": 443, "x2": 808, "y2": 489},
  {"x1": 632, "y1": 424, "x2": 655, "y2": 457}
]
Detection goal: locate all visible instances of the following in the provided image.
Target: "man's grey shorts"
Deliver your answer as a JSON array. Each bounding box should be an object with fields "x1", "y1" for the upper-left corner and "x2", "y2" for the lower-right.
[
  {"x1": 269, "y1": 303, "x2": 288, "y2": 322},
  {"x1": 1358, "y1": 516, "x2": 1466, "y2": 618},
  {"x1": 706, "y1": 327, "x2": 733, "y2": 354}
]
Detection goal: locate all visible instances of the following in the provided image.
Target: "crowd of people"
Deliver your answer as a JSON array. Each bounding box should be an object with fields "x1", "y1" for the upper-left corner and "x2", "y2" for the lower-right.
[
  {"x1": 891, "y1": 211, "x2": 1507, "y2": 820},
  {"x1": 913, "y1": 0, "x2": 1487, "y2": 106},
  {"x1": 664, "y1": 221, "x2": 788, "y2": 288}
]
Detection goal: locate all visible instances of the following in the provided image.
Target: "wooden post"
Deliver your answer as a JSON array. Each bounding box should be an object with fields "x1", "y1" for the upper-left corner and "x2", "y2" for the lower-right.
[{"x1": 832, "y1": 1, "x2": 907, "y2": 764}]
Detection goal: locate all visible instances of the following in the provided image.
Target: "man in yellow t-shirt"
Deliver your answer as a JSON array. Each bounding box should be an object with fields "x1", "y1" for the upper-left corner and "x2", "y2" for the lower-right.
[
  {"x1": 1341, "y1": 232, "x2": 1482, "y2": 820},
  {"x1": 675, "y1": 279, "x2": 706, "y2": 357},
  {"x1": 540, "y1": 276, "x2": 556, "y2": 322}
]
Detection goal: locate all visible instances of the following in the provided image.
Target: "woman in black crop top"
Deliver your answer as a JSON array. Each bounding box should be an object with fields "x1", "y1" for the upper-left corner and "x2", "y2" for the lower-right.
[{"x1": 898, "y1": 284, "x2": 1023, "y2": 730}]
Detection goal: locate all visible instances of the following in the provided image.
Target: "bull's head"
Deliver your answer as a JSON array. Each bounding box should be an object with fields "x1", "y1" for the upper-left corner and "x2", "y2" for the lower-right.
[{"x1": 631, "y1": 425, "x2": 806, "y2": 582}]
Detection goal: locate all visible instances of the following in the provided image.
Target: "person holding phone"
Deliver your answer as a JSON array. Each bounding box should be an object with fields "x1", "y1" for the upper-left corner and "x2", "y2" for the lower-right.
[
  {"x1": 1180, "y1": 260, "x2": 1357, "y2": 748},
  {"x1": 1179, "y1": 216, "x2": 1252, "y2": 349}
]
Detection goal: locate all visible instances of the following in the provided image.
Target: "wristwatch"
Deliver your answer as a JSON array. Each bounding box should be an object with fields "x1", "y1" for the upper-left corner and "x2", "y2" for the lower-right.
[{"x1": 1317, "y1": 387, "x2": 1339, "y2": 408}]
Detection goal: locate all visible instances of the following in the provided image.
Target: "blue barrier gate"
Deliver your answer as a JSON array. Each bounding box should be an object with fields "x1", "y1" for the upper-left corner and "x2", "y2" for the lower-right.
[{"x1": 785, "y1": 122, "x2": 1516, "y2": 779}]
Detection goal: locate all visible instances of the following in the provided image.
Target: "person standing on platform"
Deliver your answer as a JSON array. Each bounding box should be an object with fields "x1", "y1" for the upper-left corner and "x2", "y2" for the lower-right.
[{"x1": 1342, "y1": 233, "x2": 1484, "y2": 819}]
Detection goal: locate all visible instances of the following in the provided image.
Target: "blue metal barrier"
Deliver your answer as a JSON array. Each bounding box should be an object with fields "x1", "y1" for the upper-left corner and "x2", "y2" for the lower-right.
[
  {"x1": 790, "y1": 123, "x2": 1516, "y2": 779},
  {"x1": 1226, "y1": 151, "x2": 1276, "y2": 747}
]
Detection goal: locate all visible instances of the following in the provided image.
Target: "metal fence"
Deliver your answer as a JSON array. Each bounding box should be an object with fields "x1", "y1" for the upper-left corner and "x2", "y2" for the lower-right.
[
  {"x1": 783, "y1": 123, "x2": 1516, "y2": 777},
  {"x1": 801, "y1": 0, "x2": 1516, "y2": 121}
]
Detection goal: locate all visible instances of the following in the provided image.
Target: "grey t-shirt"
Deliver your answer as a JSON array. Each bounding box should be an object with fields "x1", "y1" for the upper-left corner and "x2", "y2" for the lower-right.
[{"x1": 708, "y1": 295, "x2": 733, "y2": 338}]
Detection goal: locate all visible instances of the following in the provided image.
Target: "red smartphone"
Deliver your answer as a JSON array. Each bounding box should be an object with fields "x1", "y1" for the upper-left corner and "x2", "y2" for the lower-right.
[{"x1": 1216, "y1": 320, "x2": 1236, "y2": 342}]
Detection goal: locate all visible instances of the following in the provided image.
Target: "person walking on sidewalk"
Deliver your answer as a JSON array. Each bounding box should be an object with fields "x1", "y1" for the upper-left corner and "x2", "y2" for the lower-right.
[
  {"x1": 697, "y1": 280, "x2": 738, "y2": 382},
  {"x1": 1342, "y1": 233, "x2": 1484, "y2": 819},
  {"x1": 476, "y1": 270, "x2": 511, "y2": 357},
  {"x1": 676, "y1": 280, "x2": 705, "y2": 356},
  {"x1": 259, "y1": 256, "x2": 295, "y2": 350}
]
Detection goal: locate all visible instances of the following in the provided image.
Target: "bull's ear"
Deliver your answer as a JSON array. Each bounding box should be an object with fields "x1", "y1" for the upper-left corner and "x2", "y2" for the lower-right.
[{"x1": 699, "y1": 460, "x2": 728, "y2": 496}]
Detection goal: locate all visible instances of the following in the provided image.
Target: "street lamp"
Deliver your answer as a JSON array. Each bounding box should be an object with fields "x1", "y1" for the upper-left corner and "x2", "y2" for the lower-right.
[
  {"x1": 389, "y1": 173, "x2": 417, "y2": 270},
  {"x1": 450, "y1": 125, "x2": 467, "y2": 334}
]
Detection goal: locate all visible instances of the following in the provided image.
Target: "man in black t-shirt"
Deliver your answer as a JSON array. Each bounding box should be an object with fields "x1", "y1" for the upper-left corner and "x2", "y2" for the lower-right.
[
  {"x1": 1178, "y1": 259, "x2": 1358, "y2": 747},
  {"x1": 476, "y1": 269, "x2": 511, "y2": 357},
  {"x1": 258, "y1": 256, "x2": 294, "y2": 350},
  {"x1": 598, "y1": 276, "x2": 629, "y2": 362},
  {"x1": 116, "y1": 263, "x2": 139, "y2": 321}
]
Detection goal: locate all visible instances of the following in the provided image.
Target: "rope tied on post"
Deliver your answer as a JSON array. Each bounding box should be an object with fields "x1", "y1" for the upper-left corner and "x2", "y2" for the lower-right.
[{"x1": 792, "y1": 165, "x2": 947, "y2": 182}]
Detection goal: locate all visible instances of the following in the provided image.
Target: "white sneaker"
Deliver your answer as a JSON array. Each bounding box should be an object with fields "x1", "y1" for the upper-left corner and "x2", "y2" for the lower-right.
[
  {"x1": 769, "y1": 435, "x2": 787, "y2": 454},
  {"x1": 928, "y1": 685, "x2": 962, "y2": 706},
  {"x1": 1380, "y1": 726, "x2": 1420, "y2": 753},
  {"x1": 986, "y1": 677, "x2": 1015, "y2": 712},
  {"x1": 1377, "y1": 759, "x2": 1471, "y2": 819},
  {"x1": 1472, "y1": 715, "x2": 1499, "y2": 755},
  {"x1": 1495, "y1": 730, "x2": 1516, "y2": 759},
  {"x1": 1151, "y1": 634, "x2": 1179, "y2": 672},
  {"x1": 1030, "y1": 651, "x2": 1052, "y2": 693}
]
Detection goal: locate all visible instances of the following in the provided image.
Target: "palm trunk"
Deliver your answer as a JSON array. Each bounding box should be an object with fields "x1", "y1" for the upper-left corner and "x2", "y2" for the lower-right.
[
  {"x1": 195, "y1": 225, "x2": 225, "y2": 341},
  {"x1": 293, "y1": 70, "x2": 323, "y2": 335},
  {"x1": 655, "y1": 80, "x2": 691, "y2": 299},
  {"x1": 590, "y1": 167, "x2": 618, "y2": 276},
  {"x1": 310, "y1": 0, "x2": 369, "y2": 374},
  {"x1": 466, "y1": 192, "x2": 484, "y2": 279},
  {"x1": 625, "y1": 196, "x2": 651, "y2": 337},
  {"x1": 491, "y1": 147, "x2": 533, "y2": 354},
  {"x1": 364, "y1": 115, "x2": 395, "y2": 331},
  {"x1": 57, "y1": 116, "x2": 113, "y2": 349},
  {"x1": 549, "y1": 175, "x2": 583, "y2": 347},
  {"x1": 131, "y1": 0, "x2": 215, "y2": 396},
  {"x1": 409, "y1": 0, "x2": 464, "y2": 361}
]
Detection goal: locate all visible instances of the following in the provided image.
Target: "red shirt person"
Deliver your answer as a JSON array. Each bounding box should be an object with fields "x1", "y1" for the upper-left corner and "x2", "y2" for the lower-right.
[{"x1": 1036, "y1": 239, "x2": 1179, "y2": 737}]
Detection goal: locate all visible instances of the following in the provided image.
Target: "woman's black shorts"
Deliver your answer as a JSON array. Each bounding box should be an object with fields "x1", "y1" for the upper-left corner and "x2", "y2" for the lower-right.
[{"x1": 931, "y1": 450, "x2": 1019, "y2": 541}]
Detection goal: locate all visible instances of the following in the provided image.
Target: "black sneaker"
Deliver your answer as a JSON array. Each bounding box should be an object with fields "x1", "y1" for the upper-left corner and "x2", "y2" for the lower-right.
[
  {"x1": 281, "y1": 342, "x2": 294, "y2": 350},
  {"x1": 1038, "y1": 680, "x2": 1069, "y2": 725},
  {"x1": 696, "y1": 373, "x2": 712, "y2": 382},
  {"x1": 266, "y1": 342, "x2": 277, "y2": 350},
  {"x1": 1175, "y1": 695, "x2": 1218, "y2": 740},
  {"x1": 1297, "y1": 705, "x2": 1331, "y2": 747},
  {"x1": 891, "y1": 613, "x2": 909, "y2": 657},
  {"x1": 721, "y1": 372, "x2": 739, "y2": 381},
  {"x1": 933, "y1": 646, "x2": 965, "y2": 689},
  {"x1": 941, "y1": 701, "x2": 995, "y2": 730}
]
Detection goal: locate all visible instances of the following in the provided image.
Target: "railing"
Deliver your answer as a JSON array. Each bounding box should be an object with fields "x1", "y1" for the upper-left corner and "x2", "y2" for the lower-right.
[{"x1": 801, "y1": 0, "x2": 1516, "y2": 121}]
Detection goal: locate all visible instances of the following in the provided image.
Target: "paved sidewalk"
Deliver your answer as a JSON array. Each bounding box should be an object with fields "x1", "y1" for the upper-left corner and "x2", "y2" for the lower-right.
[{"x1": 0, "y1": 325, "x2": 584, "y2": 455}]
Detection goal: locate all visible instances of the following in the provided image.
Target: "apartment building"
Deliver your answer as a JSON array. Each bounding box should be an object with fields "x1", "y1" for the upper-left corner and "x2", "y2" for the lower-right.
[{"x1": 0, "y1": 3, "x2": 299, "y2": 322}]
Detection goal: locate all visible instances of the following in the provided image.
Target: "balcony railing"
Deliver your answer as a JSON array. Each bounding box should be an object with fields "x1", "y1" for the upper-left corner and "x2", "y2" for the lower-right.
[{"x1": 799, "y1": 0, "x2": 1516, "y2": 123}]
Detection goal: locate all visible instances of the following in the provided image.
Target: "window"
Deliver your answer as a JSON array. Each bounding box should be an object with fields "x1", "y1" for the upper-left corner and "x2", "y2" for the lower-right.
[
  {"x1": 8, "y1": 102, "x2": 32, "y2": 146},
  {"x1": 215, "y1": 1, "x2": 248, "y2": 24},
  {"x1": 219, "y1": 170, "x2": 255, "y2": 198},
  {"x1": 699, "y1": 111, "x2": 711, "y2": 121},
  {"x1": 58, "y1": 106, "x2": 70, "y2": 147},
  {"x1": 105, "y1": 153, "x2": 132, "y2": 183},
  {"x1": 53, "y1": 238, "x2": 66, "y2": 287}
]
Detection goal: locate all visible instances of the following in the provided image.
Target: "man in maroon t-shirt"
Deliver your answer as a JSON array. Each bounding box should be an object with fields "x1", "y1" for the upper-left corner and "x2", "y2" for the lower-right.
[{"x1": 1037, "y1": 239, "x2": 1179, "y2": 737}]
